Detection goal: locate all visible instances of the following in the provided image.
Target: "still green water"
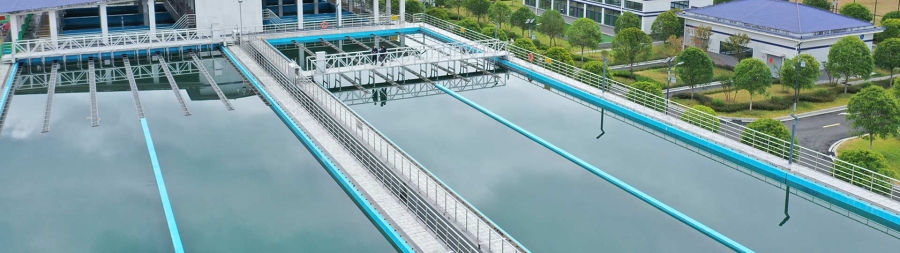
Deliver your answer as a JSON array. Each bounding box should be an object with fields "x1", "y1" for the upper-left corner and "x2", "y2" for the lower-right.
[
  {"x1": 0, "y1": 56, "x2": 393, "y2": 252},
  {"x1": 348, "y1": 72, "x2": 900, "y2": 252}
]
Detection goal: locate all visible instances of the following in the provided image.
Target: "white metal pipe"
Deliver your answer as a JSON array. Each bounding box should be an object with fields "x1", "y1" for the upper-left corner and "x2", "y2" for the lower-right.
[
  {"x1": 148, "y1": 0, "x2": 157, "y2": 38},
  {"x1": 100, "y1": 3, "x2": 109, "y2": 44}
]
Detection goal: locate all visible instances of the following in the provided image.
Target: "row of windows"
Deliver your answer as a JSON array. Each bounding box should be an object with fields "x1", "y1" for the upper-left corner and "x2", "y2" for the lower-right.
[
  {"x1": 523, "y1": 0, "x2": 644, "y2": 26},
  {"x1": 525, "y1": 0, "x2": 644, "y2": 11}
]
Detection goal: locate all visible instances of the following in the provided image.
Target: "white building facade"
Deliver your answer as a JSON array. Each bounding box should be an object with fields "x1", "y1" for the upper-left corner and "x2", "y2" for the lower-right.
[
  {"x1": 678, "y1": 0, "x2": 883, "y2": 73},
  {"x1": 524, "y1": 0, "x2": 713, "y2": 33}
]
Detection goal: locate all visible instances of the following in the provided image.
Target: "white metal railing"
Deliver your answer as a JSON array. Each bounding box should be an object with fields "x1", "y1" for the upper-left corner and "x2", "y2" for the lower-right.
[
  {"x1": 262, "y1": 9, "x2": 284, "y2": 25},
  {"x1": 332, "y1": 72, "x2": 506, "y2": 105},
  {"x1": 11, "y1": 28, "x2": 215, "y2": 55},
  {"x1": 305, "y1": 39, "x2": 508, "y2": 73},
  {"x1": 171, "y1": 14, "x2": 196, "y2": 29},
  {"x1": 415, "y1": 13, "x2": 900, "y2": 205},
  {"x1": 16, "y1": 58, "x2": 199, "y2": 89},
  {"x1": 241, "y1": 36, "x2": 527, "y2": 253}
]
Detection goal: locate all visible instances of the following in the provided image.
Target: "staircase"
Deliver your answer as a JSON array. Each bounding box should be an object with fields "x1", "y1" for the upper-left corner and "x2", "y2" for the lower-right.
[
  {"x1": 162, "y1": 0, "x2": 195, "y2": 21},
  {"x1": 171, "y1": 14, "x2": 195, "y2": 29},
  {"x1": 35, "y1": 12, "x2": 51, "y2": 39}
]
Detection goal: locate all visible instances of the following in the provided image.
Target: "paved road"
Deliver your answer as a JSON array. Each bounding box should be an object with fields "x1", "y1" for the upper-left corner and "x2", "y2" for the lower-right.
[{"x1": 732, "y1": 108, "x2": 851, "y2": 155}]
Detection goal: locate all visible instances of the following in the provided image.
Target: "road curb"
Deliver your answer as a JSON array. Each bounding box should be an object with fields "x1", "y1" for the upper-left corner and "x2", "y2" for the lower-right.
[
  {"x1": 828, "y1": 134, "x2": 868, "y2": 158},
  {"x1": 718, "y1": 105, "x2": 848, "y2": 123}
]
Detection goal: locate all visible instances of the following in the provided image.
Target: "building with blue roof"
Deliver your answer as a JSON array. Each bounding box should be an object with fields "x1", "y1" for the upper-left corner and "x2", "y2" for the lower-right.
[{"x1": 678, "y1": 0, "x2": 883, "y2": 73}]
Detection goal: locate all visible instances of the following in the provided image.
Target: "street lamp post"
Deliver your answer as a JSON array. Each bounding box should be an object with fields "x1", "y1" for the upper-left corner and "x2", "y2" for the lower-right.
[
  {"x1": 238, "y1": 0, "x2": 244, "y2": 38},
  {"x1": 526, "y1": 19, "x2": 535, "y2": 40},
  {"x1": 601, "y1": 51, "x2": 609, "y2": 94},
  {"x1": 666, "y1": 57, "x2": 683, "y2": 115},
  {"x1": 789, "y1": 50, "x2": 804, "y2": 165},
  {"x1": 492, "y1": 21, "x2": 499, "y2": 39}
]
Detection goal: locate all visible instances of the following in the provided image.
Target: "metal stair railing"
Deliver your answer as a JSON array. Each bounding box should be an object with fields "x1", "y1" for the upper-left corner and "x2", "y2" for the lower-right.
[
  {"x1": 171, "y1": 14, "x2": 195, "y2": 30},
  {"x1": 262, "y1": 9, "x2": 284, "y2": 25}
]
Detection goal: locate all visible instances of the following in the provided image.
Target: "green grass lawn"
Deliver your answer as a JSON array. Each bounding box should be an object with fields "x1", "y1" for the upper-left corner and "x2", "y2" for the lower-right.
[
  {"x1": 837, "y1": 137, "x2": 900, "y2": 177},
  {"x1": 672, "y1": 85, "x2": 853, "y2": 119},
  {"x1": 634, "y1": 67, "x2": 733, "y2": 88}
]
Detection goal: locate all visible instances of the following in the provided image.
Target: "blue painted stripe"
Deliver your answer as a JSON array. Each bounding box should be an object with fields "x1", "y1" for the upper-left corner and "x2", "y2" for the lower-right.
[
  {"x1": 497, "y1": 59, "x2": 900, "y2": 233},
  {"x1": 266, "y1": 28, "x2": 422, "y2": 46},
  {"x1": 140, "y1": 118, "x2": 185, "y2": 253},
  {"x1": 0, "y1": 63, "x2": 19, "y2": 121},
  {"x1": 221, "y1": 47, "x2": 415, "y2": 253},
  {"x1": 433, "y1": 84, "x2": 753, "y2": 253}
]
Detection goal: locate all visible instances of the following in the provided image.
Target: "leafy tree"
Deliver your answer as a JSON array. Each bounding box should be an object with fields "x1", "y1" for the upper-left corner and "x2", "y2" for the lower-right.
[
  {"x1": 780, "y1": 54, "x2": 822, "y2": 102},
  {"x1": 513, "y1": 38, "x2": 537, "y2": 51},
  {"x1": 406, "y1": 0, "x2": 424, "y2": 13},
  {"x1": 426, "y1": 8, "x2": 449, "y2": 20},
  {"x1": 692, "y1": 25, "x2": 712, "y2": 51},
  {"x1": 481, "y1": 25, "x2": 508, "y2": 40},
  {"x1": 883, "y1": 11, "x2": 900, "y2": 24},
  {"x1": 545, "y1": 46, "x2": 575, "y2": 65},
  {"x1": 567, "y1": 18, "x2": 603, "y2": 60},
  {"x1": 846, "y1": 86, "x2": 900, "y2": 150},
  {"x1": 733, "y1": 58, "x2": 772, "y2": 110},
  {"x1": 803, "y1": 0, "x2": 831, "y2": 11},
  {"x1": 840, "y1": 3, "x2": 873, "y2": 22},
  {"x1": 488, "y1": 2, "x2": 511, "y2": 31},
  {"x1": 877, "y1": 19, "x2": 900, "y2": 43},
  {"x1": 828, "y1": 36, "x2": 875, "y2": 93},
  {"x1": 657, "y1": 35, "x2": 684, "y2": 59},
  {"x1": 447, "y1": 0, "x2": 466, "y2": 18},
  {"x1": 713, "y1": 0, "x2": 732, "y2": 4},
  {"x1": 675, "y1": 47, "x2": 714, "y2": 99},
  {"x1": 510, "y1": 7, "x2": 536, "y2": 37},
  {"x1": 614, "y1": 12, "x2": 641, "y2": 34},
  {"x1": 627, "y1": 81, "x2": 665, "y2": 112},
  {"x1": 612, "y1": 27, "x2": 652, "y2": 74},
  {"x1": 650, "y1": 10, "x2": 684, "y2": 41},
  {"x1": 457, "y1": 18, "x2": 482, "y2": 33},
  {"x1": 537, "y1": 10, "x2": 566, "y2": 46},
  {"x1": 835, "y1": 150, "x2": 896, "y2": 194},
  {"x1": 681, "y1": 105, "x2": 720, "y2": 132},
  {"x1": 466, "y1": 0, "x2": 491, "y2": 22},
  {"x1": 741, "y1": 118, "x2": 797, "y2": 159},
  {"x1": 723, "y1": 33, "x2": 751, "y2": 62},
  {"x1": 875, "y1": 38, "x2": 900, "y2": 81},
  {"x1": 581, "y1": 61, "x2": 610, "y2": 78}
]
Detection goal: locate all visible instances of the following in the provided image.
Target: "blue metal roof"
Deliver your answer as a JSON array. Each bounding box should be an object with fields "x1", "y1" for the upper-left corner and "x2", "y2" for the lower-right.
[
  {"x1": 0, "y1": 0, "x2": 106, "y2": 15},
  {"x1": 683, "y1": 0, "x2": 875, "y2": 34}
]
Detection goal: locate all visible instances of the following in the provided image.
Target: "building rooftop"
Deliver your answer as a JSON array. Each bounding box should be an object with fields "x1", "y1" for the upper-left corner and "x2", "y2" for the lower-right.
[
  {"x1": 679, "y1": 0, "x2": 881, "y2": 39},
  {"x1": 0, "y1": 0, "x2": 119, "y2": 15}
]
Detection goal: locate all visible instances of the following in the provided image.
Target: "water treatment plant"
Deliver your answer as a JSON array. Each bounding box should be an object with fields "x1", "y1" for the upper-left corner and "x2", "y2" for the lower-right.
[{"x1": 2, "y1": 0, "x2": 900, "y2": 252}]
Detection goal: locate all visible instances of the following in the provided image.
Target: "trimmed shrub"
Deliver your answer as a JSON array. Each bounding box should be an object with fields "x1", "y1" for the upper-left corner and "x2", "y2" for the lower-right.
[
  {"x1": 577, "y1": 61, "x2": 610, "y2": 88},
  {"x1": 544, "y1": 47, "x2": 575, "y2": 65},
  {"x1": 513, "y1": 38, "x2": 537, "y2": 51},
  {"x1": 741, "y1": 118, "x2": 798, "y2": 159},
  {"x1": 426, "y1": 8, "x2": 449, "y2": 20},
  {"x1": 627, "y1": 81, "x2": 665, "y2": 112},
  {"x1": 798, "y1": 89, "x2": 837, "y2": 102},
  {"x1": 681, "y1": 105, "x2": 721, "y2": 132},
  {"x1": 457, "y1": 18, "x2": 481, "y2": 33},
  {"x1": 834, "y1": 149, "x2": 897, "y2": 195}
]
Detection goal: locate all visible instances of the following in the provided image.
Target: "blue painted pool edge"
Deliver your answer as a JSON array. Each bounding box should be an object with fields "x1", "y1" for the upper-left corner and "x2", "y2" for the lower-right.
[
  {"x1": 497, "y1": 59, "x2": 900, "y2": 232},
  {"x1": 266, "y1": 27, "x2": 422, "y2": 46},
  {"x1": 139, "y1": 118, "x2": 185, "y2": 253},
  {"x1": 0, "y1": 63, "x2": 19, "y2": 121},
  {"x1": 265, "y1": 32, "x2": 532, "y2": 252},
  {"x1": 221, "y1": 47, "x2": 415, "y2": 253},
  {"x1": 433, "y1": 84, "x2": 753, "y2": 253}
]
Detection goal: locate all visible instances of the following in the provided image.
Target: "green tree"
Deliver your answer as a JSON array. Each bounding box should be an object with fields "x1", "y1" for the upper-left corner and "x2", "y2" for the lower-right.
[
  {"x1": 780, "y1": 54, "x2": 822, "y2": 102},
  {"x1": 406, "y1": 0, "x2": 424, "y2": 13},
  {"x1": 741, "y1": 118, "x2": 796, "y2": 159},
  {"x1": 713, "y1": 0, "x2": 732, "y2": 4},
  {"x1": 846, "y1": 85, "x2": 900, "y2": 150},
  {"x1": 447, "y1": 0, "x2": 465, "y2": 18},
  {"x1": 803, "y1": 0, "x2": 831, "y2": 11},
  {"x1": 875, "y1": 38, "x2": 900, "y2": 81},
  {"x1": 877, "y1": 19, "x2": 900, "y2": 43},
  {"x1": 481, "y1": 25, "x2": 508, "y2": 40},
  {"x1": 513, "y1": 37, "x2": 537, "y2": 51},
  {"x1": 840, "y1": 3, "x2": 873, "y2": 22},
  {"x1": 537, "y1": 10, "x2": 566, "y2": 46},
  {"x1": 650, "y1": 10, "x2": 684, "y2": 41},
  {"x1": 426, "y1": 8, "x2": 449, "y2": 20},
  {"x1": 692, "y1": 25, "x2": 712, "y2": 51},
  {"x1": 510, "y1": 7, "x2": 536, "y2": 37},
  {"x1": 581, "y1": 60, "x2": 610, "y2": 78},
  {"x1": 567, "y1": 18, "x2": 603, "y2": 60},
  {"x1": 883, "y1": 11, "x2": 900, "y2": 24},
  {"x1": 488, "y1": 2, "x2": 511, "y2": 31},
  {"x1": 733, "y1": 58, "x2": 772, "y2": 110},
  {"x1": 612, "y1": 27, "x2": 652, "y2": 74},
  {"x1": 457, "y1": 18, "x2": 482, "y2": 33},
  {"x1": 723, "y1": 33, "x2": 751, "y2": 63},
  {"x1": 466, "y1": 0, "x2": 491, "y2": 22},
  {"x1": 834, "y1": 150, "x2": 896, "y2": 194},
  {"x1": 545, "y1": 46, "x2": 575, "y2": 65},
  {"x1": 614, "y1": 12, "x2": 641, "y2": 34},
  {"x1": 681, "y1": 105, "x2": 720, "y2": 132},
  {"x1": 627, "y1": 81, "x2": 665, "y2": 112},
  {"x1": 828, "y1": 36, "x2": 875, "y2": 93},
  {"x1": 675, "y1": 47, "x2": 714, "y2": 99}
]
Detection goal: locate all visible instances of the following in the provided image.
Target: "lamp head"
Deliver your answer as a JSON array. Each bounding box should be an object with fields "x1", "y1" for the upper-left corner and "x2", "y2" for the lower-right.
[
  {"x1": 676, "y1": 62, "x2": 684, "y2": 66},
  {"x1": 238, "y1": 0, "x2": 243, "y2": 3}
]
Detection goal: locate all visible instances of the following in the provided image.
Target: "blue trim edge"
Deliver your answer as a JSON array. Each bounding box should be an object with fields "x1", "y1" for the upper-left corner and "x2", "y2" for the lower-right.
[
  {"x1": 140, "y1": 118, "x2": 185, "y2": 253},
  {"x1": 0, "y1": 63, "x2": 19, "y2": 121},
  {"x1": 221, "y1": 47, "x2": 415, "y2": 253},
  {"x1": 433, "y1": 84, "x2": 753, "y2": 253}
]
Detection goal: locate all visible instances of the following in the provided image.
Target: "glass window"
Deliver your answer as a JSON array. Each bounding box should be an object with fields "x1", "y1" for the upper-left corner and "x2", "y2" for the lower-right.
[
  {"x1": 624, "y1": 1, "x2": 642, "y2": 11},
  {"x1": 557, "y1": 0, "x2": 568, "y2": 12},
  {"x1": 525, "y1": 0, "x2": 537, "y2": 7},
  {"x1": 604, "y1": 0, "x2": 621, "y2": 6},
  {"x1": 719, "y1": 41, "x2": 753, "y2": 60},
  {"x1": 587, "y1": 5, "x2": 603, "y2": 23},
  {"x1": 671, "y1": 1, "x2": 689, "y2": 9},
  {"x1": 539, "y1": 0, "x2": 552, "y2": 9},
  {"x1": 604, "y1": 9, "x2": 620, "y2": 26},
  {"x1": 570, "y1": 4, "x2": 585, "y2": 18}
]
